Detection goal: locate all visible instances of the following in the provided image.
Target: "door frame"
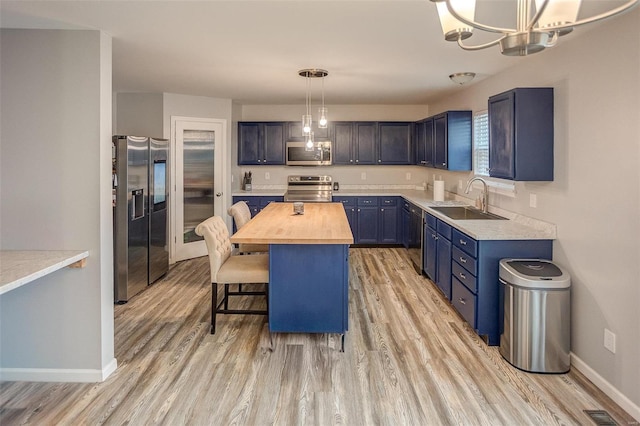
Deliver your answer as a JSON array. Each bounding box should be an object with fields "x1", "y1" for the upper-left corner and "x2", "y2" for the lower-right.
[{"x1": 169, "y1": 116, "x2": 228, "y2": 264}]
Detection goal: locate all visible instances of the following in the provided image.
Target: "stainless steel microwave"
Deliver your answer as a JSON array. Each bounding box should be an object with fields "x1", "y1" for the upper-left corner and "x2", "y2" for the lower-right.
[{"x1": 285, "y1": 141, "x2": 332, "y2": 166}]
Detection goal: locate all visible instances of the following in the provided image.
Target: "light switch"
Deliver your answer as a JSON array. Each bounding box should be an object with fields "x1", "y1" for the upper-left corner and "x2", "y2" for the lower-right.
[
  {"x1": 265, "y1": 172, "x2": 270, "y2": 180},
  {"x1": 361, "y1": 172, "x2": 367, "y2": 180},
  {"x1": 530, "y1": 193, "x2": 537, "y2": 208},
  {"x1": 406, "y1": 172, "x2": 411, "y2": 181}
]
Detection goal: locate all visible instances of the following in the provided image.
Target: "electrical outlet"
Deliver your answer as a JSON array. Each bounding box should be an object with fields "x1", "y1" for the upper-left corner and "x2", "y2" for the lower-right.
[
  {"x1": 406, "y1": 172, "x2": 411, "y2": 181},
  {"x1": 604, "y1": 329, "x2": 616, "y2": 353},
  {"x1": 530, "y1": 193, "x2": 537, "y2": 208},
  {"x1": 265, "y1": 172, "x2": 270, "y2": 180},
  {"x1": 361, "y1": 172, "x2": 367, "y2": 180},
  {"x1": 459, "y1": 180, "x2": 463, "y2": 191}
]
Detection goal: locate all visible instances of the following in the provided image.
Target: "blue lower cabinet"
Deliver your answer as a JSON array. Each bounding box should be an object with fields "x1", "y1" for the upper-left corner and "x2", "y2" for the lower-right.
[
  {"x1": 450, "y1": 228, "x2": 552, "y2": 345},
  {"x1": 268, "y1": 244, "x2": 349, "y2": 334},
  {"x1": 436, "y1": 234, "x2": 452, "y2": 299},
  {"x1": 424, "y1": 224, "x2": 437, "y2": 280}
]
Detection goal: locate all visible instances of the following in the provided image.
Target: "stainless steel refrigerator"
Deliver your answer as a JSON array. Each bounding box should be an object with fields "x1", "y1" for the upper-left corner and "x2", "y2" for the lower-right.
[{"x1": 113, "y1": 135, "x2": 169, "y2": 303}]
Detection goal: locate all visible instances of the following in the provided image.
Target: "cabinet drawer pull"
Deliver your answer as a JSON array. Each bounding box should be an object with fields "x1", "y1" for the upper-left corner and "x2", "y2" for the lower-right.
[
  {"x1": 459, "y1": 239, "x2": 467, "y2": 245},
  {"x1": 459, "y1": 257, "x2": 467, "y2": 263},
  {"x1": 458, "y1": 298, "x2": 466, "y2": 305},
  {"x1": 459, "y1": 272, "x2": 467, "y2": 280}
]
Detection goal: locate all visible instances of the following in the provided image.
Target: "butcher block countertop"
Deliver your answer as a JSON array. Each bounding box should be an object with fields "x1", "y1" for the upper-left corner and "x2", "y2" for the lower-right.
[{"x1": 231, "y1": 202, "x2": 354, "y2": 245}]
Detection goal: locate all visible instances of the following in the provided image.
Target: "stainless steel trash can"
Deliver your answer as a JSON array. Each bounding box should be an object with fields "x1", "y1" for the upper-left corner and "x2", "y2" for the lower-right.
[{"x1": 499, "y1": 259, "x2": 571, "y2": 373}]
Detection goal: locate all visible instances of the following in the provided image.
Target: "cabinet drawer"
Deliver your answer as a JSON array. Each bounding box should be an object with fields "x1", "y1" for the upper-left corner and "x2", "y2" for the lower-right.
[
  {"x1": 333, "y1": 196, "x2": 356, "y2": 207},
  {"x1": 452, "y1": 228, "x2": 478, "y2": 257},
  {"x1": 357, "y1": 196, "x2": 379, "y2": 206},
  {"x1": 452, "y1": 277, "x2": 476, "y2": 327},
  {"x1": 452, "y1": 246, "x2": 477, "y2": 274},
  {"x1": 436, "y1": 220, "x2": 452, "y2": 240},
  {"x1": 452, "y1": 261, "x2": 477, "y2": 293},
  {"x1": 379, "y1": 197, "x2": 397, "y2": 206},
  {"x1": 425, "y1": 213, "x2": 437, "y2": 230}
]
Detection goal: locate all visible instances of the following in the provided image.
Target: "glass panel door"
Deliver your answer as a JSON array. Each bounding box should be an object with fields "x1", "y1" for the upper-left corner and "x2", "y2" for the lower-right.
[
  {"x1": 172, "y1": 117, "x2": 226, "y2": 262},
  {"x1": 182, "y1": 130, "x2": 215, "y2": 244}
]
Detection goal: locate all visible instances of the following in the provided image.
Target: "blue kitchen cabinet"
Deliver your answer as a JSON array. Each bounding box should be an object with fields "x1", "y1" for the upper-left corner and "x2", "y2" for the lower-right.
[
  {"x1": 332, "y1": 122, "x2": 355, "y2": 165},
  {"x1": 378, "y1": 122, "x2": 412, "y2": 165},
  {"x1": 286, "y1": 121, "x2": 330, "y2": 141},
  {"x1": 379, "y1": 197, "x2": 400, "y2": 244},
  {"x1": 488, "y1": 87, "x2": 554, "y2": 181},
  {"x1": 331, "y1": 122, "x2": 377, "y2": 165},
  {"x1": 356, "y1": 197, "x2": 378, "y2": 244},
  {"x1": 238, "y1": 122, "x2": 286, "y2": 165},
  {"x1": 334, "y1": 196, "x2": 358, "y2": 241},
  {"x1": 414, "y1": 117, "x2": 434, "y2": 167},
  {"x1": 354, "y1": 122, "x2": 377, "y2": 165},
  {"x1": 450, "y1": 228, "x2": 552, "y2": 345},
  {"x1": 423, "y1": 213, "x2": 452, "y2": 299},
  {"x1": 433, "y1": 111, "x2": 472, "y2": 171},
  {"x1": 269, "y1": 243, "x2": 349, "y2": 336}
]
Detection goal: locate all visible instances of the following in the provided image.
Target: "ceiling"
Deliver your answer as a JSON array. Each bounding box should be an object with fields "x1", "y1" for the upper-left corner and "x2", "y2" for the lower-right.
[{"x1": 0, "y1": 1, "x2": 631, "y2": 105}]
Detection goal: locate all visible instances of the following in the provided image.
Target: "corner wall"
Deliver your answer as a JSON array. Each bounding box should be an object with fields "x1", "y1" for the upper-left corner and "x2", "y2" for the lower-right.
[{"x1": 0, "y1": 29, "x2": 116, "y2": 381}]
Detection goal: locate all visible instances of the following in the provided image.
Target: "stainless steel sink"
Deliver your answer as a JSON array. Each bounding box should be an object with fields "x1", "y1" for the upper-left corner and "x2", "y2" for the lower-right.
[{"x1": 430, "y1": 206, "x2": 507, "y2": 220}]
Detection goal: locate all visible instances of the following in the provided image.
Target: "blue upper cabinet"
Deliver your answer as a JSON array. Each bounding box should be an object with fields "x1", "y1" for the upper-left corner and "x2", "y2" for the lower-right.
[
  {"x1": 415, "y1": 117, "x2": 434, "y2": 167},
  {"x1": 330, "y1": 122, "x2": 377, "y2": 165},
  {"x1": 238, "y1": 122, "x2": 286, "y2": 165},
  {"x1": 378, "y1": 122, "x2": 412, "y2": 165},
  {"x1": 286, "y1": 121, "x2": 330, "y2": 141},
  {"x1": 488, "y1": 88, "x2": 554, "y2": 181},
  {"x1": 433, "y1": 111, "x2": 472, "y2": 171}
]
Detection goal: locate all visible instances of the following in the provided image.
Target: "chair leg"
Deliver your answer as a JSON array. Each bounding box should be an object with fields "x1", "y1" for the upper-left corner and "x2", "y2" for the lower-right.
[
  {"x1": 211, "y1": 282, "x2": 217, "y2": 334},
  {"x1": 224, "y1": 284, "x2": 230, "y2": 310}
]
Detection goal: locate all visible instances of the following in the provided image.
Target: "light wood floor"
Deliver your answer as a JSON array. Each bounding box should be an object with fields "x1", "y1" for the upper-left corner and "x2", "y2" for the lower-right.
[{"x1": 1, "y1": 248, "x2": 635, "y2": 425}]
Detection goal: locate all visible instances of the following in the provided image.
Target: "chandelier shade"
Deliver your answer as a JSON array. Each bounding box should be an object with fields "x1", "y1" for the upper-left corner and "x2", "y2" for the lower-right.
[{"x1": 430, "y1": 0, "x2": 638, "y2": 56}]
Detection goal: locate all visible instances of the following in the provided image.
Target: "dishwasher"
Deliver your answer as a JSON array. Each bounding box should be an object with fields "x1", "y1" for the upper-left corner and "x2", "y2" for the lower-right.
[{"x1": 403, "y1": 201, "x2": 423, "y2": 274}]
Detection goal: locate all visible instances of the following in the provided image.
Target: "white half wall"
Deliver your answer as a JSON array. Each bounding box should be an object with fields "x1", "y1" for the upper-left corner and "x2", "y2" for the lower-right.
[{"x1": 0, "y1": 29, "x2": 115, "y2": 381}]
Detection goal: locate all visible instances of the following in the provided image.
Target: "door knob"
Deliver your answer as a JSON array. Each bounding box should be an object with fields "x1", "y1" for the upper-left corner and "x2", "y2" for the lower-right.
[{"x1": 216, "y1": 192, "x2": 223, "y2": 197}]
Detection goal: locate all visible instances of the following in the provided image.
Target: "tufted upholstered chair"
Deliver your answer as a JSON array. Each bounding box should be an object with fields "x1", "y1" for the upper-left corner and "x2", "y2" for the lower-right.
[
  {"x1": 227, "y1": 201, "x2": 269, "y2": 253},
  {"x1": 195, "y1": 216, "x2": 269, "y2": 334}
]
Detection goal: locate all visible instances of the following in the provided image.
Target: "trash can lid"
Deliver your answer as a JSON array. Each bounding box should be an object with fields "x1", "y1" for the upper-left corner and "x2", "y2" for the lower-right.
[{"x1": 499, "y1": 259, "x2": 571, "y2": 289}]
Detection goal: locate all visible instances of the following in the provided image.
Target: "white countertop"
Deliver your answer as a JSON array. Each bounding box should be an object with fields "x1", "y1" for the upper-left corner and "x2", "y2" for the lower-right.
[
  {"x1": 232, "y1": 187, "x2": 556, "y2": 241},
  {"x1": 0, "y1": 250, "x2": 89, "y2": 296}
]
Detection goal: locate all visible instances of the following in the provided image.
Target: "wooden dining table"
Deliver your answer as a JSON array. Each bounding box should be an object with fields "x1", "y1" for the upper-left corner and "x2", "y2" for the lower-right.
[{"x1": 230, "y1": 202, "x2": 354, "y2": 349}]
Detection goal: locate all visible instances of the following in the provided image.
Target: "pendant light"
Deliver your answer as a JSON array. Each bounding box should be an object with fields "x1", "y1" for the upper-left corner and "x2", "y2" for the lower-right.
[{"x1": 298, "y1": 69, "x2": 329, "y2": 135}]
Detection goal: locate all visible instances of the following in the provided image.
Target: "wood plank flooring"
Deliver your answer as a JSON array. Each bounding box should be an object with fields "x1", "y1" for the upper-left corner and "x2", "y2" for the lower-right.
[{"x1": 1, "y1": 248, "x2": 636, "y2": 425}]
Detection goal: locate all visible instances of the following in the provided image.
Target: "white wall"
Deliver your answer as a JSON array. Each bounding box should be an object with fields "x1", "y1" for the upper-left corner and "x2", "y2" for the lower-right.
[
  {"x1": 426, "y1": 10, "x2": 640, "y2": 414},
  {"x1": 115, "y1": 92, "x2": 164, "y2": 138},
  {"x1": 0, "y1": 29, "x2": 116, "y2": 381}
]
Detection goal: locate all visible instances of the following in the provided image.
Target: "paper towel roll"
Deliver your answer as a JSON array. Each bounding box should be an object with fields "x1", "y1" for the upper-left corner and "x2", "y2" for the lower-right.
[{"x1": 433, "y1": 180, "x2": 445, "y2": 202}]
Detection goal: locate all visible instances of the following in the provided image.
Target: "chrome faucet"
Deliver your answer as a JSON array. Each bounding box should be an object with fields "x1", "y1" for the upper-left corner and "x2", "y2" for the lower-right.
[{"x1": 464, "y1": 177, "x2": 488, "y2": 213}]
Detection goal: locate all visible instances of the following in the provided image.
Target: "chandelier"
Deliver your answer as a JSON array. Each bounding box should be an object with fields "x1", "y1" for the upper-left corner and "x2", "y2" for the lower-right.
[
  {"x1": 430, "y1": 0, "x2": 638, "y2": 56},
  {"x1": 298, "y1": 68, "x2": 329, "y2": 149}
]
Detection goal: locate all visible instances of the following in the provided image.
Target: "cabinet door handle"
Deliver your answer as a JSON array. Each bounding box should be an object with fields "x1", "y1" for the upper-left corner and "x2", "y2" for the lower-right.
[
  {"x1": 381, "y1": 208, "x2": 384, "y2": 212},
  {"x1": 378, "y1": 159, "x2": 381, "y2": 163},
  {"x1": 442, "y1": 162, "x2": 446, "y2": 166},
  {"x1": 350, "y1": 159, "x2": 353, "y2": 163},
  {"x1": 358, "y1": 209, "x2": 361, "y2": 212},
  {"x1": 459, "y1": 239, "x2": 467, "y2": 245},
  {"x1": 263, "y1": 159, "x2": 267, "y2": 163},
  {"x1": 459, "y1": 272, "x2": 466, "y2": 280},
  {"x1": 458, "y1": 298, "x2": 466, "y2": 305},
  {"x1": 459, "y1": 257, "x2": 467, "y2": 263},
  {"x1": 355, "y1": 160, "x2": 359, "y2": 163},
  {"x1": 258, "y1": 159, "x2": 262, "y2": 163}
]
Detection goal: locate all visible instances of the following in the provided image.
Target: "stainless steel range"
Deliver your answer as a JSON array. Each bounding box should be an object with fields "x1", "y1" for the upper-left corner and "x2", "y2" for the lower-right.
[{"x1": 284, "y1": 175, "x2": 332, "y2": 203}]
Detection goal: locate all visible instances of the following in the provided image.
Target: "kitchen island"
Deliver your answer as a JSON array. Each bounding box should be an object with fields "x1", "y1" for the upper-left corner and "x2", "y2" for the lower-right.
[{"x1": 231, "y1": 202, "x2": 353, "y2": 349}]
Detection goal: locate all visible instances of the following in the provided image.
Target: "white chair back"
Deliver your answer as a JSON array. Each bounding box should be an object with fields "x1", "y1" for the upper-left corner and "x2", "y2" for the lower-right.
[{"x1": 195, "y1": 216, "x2": 232, "y2": 283}]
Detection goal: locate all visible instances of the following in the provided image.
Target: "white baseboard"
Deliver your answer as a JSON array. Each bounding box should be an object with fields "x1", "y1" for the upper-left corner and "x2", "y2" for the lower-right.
[
  {"x1": 571, "y1": 352, "x2": 640, "y2": 422},
  {"x1": 0, "y1": 357, "x2": 117, "y2": 383}
]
